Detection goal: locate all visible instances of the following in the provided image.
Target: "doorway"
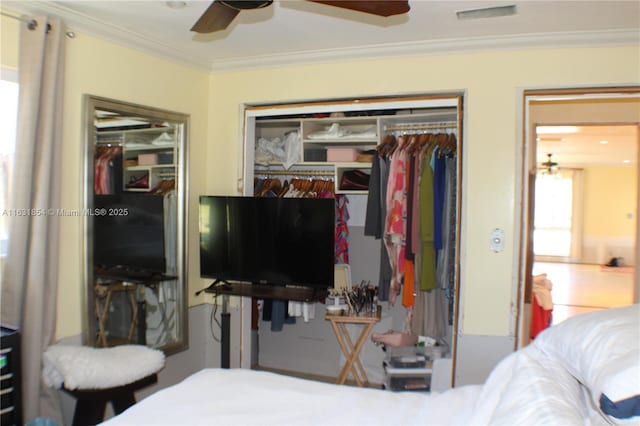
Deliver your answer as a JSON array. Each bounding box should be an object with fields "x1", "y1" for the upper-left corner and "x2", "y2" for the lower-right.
[{"x1": 517, "y1": 90, "x2": 640, "y2": 347}]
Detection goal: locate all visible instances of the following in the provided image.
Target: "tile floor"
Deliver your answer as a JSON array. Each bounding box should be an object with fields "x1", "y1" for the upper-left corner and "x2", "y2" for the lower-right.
[{"x1": 533, "y1": 261, "x2": 635, "y2": 325}]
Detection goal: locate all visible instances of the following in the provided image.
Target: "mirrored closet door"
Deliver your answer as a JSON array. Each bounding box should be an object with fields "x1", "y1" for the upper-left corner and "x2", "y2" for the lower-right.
[{"x1": 82, "y1": 95, "x2": 189, "y2": 354}]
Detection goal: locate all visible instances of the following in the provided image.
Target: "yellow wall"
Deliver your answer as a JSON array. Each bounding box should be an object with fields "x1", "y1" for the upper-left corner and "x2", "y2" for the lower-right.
[
  {"x1": 584, "y1": 166, "x2": 637, "y2": 237},
  {"x1": 2, "y1": 13, "x2": 639, "y2": 339},
  {"x1": 0, "y1": 17, "x2": 19, "y2": 70},
  {"x1": 207, "y1": 47, "x2": 639, "y2": 336},
  {"x1": 1, "y1": 16, "x2": 211, "y2": 339}
]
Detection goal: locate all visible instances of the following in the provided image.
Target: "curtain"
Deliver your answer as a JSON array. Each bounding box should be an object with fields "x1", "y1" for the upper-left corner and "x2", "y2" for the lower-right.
[{"x1": 0, "y1": 16, "x2": 65, "y2": 423}]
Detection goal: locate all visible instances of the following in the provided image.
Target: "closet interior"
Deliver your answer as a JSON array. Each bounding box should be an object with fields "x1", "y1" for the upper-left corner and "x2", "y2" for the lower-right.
[{"x1": 241, "y1": 95, "x2": 463, "y2": 386}]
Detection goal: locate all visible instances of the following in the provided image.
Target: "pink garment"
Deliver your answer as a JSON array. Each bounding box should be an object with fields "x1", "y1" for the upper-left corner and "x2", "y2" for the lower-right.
[
  {"x1": 411, "y1": 154, "x2": 422, "y2": 255},
  {"x1": 335, "y1": 195, "x2": 349, "y2": 264},
  {"x1": 384, "y1": 137, "x2": 408, "y2": 305}
]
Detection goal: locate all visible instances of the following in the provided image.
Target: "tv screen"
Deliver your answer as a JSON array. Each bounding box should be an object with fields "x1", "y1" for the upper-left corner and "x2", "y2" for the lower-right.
[
  {"x1": 94, "y1": 194, "x2": 166, "y2": 274},
  {"x1": 199, "y1": 196, "x2": 335, "y2": 289}
]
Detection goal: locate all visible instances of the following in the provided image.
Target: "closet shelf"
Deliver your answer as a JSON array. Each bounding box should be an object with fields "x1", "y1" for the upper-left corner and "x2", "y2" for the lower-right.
[
  {"x1": 253, "y1": 103, "x2": 459, "y2": 195},
  {"x1": 302, "y1": 139, "x2": 378, "y2": 145},
  {"x1": 126, "y1": 164, "x2": 175, "y2": 171},
  {"x1": 124, "y1": 144, "x2": 175, "y2": 152},
  {"x1": 96, "y1": 126, "x2": 174, "y2": 136}
]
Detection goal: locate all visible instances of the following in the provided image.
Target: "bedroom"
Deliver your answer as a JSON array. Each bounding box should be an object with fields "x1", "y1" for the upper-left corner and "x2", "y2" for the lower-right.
[{"x1": 0, "y1": 1, "x2": 638, "y2": 424}]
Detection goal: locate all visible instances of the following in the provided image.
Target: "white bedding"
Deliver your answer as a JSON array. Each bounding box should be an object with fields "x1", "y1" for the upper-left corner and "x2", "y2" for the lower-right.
[
  {"x1": 102, "y1": 305, "x2": 639, "y2": 426},
  {"x1": 102, "y1": 368, "x2": 481, "y2": 425}
]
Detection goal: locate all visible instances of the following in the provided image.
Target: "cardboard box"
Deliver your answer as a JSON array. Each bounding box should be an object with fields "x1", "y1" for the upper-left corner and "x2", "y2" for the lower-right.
[
  {"x1": 327, "y1": 148, "x2": 360, "y2": 162},
  {"x1": 138, "y1": 153, "x2": 158, "y2": 166}
]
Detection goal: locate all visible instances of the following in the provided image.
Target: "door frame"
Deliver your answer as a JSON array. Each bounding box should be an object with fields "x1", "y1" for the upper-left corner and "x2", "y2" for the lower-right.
[{"x1": 515, "y1": 87, "x2": 640, "y2": 348}]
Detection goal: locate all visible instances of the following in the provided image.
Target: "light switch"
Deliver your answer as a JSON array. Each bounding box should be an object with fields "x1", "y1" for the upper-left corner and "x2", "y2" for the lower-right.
[{"x1": 490, "y1": 228, "x2": 505, "y2": 253}]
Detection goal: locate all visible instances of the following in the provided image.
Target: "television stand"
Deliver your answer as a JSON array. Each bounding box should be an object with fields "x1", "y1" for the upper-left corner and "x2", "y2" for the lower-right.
[
  {"x1": 203, "y1": 282, "x2": 328, "y2": 302},
  {"x1": 199, "y1": 282, "x2": 328, "y2": 370}
]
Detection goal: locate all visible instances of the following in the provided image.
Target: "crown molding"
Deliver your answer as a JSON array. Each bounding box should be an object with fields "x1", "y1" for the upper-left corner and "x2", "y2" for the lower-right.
[
  {"x1": 208, "y1": 29, "x2": 639, "y2": 73},
  {"x1": 3, "y1": 2, "x2": 638, "y2": 74},
  {"x1": 1, "y1": 1, "x2": 212, "y2": 71}
]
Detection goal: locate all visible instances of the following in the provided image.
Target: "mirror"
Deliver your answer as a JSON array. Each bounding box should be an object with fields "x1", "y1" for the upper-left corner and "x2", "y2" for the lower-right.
[{"x1": 82, "y1": 95, "x2": 189, "y2": 355}]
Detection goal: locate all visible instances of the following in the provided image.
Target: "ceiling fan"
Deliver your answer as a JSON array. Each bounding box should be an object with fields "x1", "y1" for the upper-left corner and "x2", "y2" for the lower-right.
[
  {"x1": 540, "y1": 153, "x2": 559, "y2": 174},
  {"x1": 191, "y1": 0, "x2": 411, "y2": 33}
]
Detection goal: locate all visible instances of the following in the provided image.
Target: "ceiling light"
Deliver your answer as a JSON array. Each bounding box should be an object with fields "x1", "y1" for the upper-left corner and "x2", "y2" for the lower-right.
[
  {"x1": 456, "y1": 5, "x2": 517, "y2": 20},
  {"x1": 166, "y1": 1, "x2": 187, "y2": 9},
  {"x1": 536, "y1": 126, "x2": 578, "y2": 134},
  {"x1": 600, "y1": 140, "x2": 609, "y2": 144},
  {"x1": 623, "y1": 160, "x2": 631, "y2": 164}
]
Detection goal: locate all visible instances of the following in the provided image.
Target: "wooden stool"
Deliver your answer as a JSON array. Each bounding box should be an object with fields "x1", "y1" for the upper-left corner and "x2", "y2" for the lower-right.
[
  {"x1": 95, "y1": 283, "x2": 138, "y2": 347},
  {"x1": 43, "y1": 344, "x2": 165, "y2": 426},
  {"x1": 62, "y1": 373, "x2": 157, "y2": 426}
]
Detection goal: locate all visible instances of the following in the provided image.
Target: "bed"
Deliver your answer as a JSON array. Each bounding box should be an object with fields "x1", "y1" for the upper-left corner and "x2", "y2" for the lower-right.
[{"x1": 101, "y1": 304, "x2": 639, "y2": 425}]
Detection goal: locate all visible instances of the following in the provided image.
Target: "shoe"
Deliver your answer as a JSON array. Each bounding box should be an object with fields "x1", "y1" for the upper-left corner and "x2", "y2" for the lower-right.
[{"x1": 126, "y1": 174, "x2": 149, "y2": 189}]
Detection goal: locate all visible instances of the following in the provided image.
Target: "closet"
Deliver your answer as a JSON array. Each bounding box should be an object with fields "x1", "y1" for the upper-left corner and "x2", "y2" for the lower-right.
[{"x1": 240, "y1": 95, "x2": 463, "y2": 386}]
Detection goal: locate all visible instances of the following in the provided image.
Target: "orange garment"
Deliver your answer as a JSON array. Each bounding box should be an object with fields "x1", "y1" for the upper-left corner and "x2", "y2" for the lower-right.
[{"x1": 402, "y1": 260, "x2": 415, "y2": 307}]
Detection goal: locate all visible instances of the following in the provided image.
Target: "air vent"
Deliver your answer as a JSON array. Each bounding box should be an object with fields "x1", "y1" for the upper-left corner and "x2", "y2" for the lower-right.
[{"x1": 456, "y1": 5, "x2": 517, "y2": 20}]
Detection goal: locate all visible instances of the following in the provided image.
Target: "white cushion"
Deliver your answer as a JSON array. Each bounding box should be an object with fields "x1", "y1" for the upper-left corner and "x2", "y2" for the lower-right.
[{"x1": 43, "y1": 344, "x2": 165, "y2": 390}]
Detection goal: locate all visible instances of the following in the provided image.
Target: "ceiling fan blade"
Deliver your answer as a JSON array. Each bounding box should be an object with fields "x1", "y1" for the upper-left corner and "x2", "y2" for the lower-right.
[
  {"x1": 308, "y1": 0, "x2": 410, "y2": 17},
  {"x1": 191, "y1": 1, "x2": 240, "y2": 33}
]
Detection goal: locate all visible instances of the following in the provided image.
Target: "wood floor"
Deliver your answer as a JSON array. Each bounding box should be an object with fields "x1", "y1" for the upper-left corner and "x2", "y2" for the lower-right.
[{"x1": 533, "y1": 261, "x2": 635, "y2": 325}]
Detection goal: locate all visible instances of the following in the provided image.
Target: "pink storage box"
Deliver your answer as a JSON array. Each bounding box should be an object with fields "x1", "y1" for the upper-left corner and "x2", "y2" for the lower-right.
[
  {"x1": 327, "y1": 148, "x2": 360, "y2": 162},
  {"x1": 138, "y1": 153, "x2": 158, "y2": 166}
]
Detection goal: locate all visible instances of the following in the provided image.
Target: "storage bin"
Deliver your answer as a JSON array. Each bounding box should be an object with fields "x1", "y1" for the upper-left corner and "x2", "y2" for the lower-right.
[
  {"x1": 327, "y1": 148, "x2": 360, "y2": 162},
  {"x1": 157, "y1": 152, "x2": 174, "y2": 165},
  {"x1": 304, "y1": 148, "x2": 327, "y2": 162},
  {"x1": 138, "y1": 153, "x2": 158, "y2": 165},
  {"x1": 384, "y1": 370, "x2": 431, "y2": 392}
]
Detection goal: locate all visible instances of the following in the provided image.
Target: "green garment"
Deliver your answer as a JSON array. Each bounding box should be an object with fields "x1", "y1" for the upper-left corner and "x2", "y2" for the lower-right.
[{"x1": 419, "y1": 157, "x2": 437, "y2": 291}]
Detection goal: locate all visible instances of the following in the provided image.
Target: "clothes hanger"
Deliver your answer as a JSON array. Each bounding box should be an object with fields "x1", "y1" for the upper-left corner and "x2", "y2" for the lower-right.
[
  {"x1": 377, "y1": 134, "x2": 396, "y2": 158},
  {"x1": 401, "y1": 134, "x2": 418, "y2": 153}
]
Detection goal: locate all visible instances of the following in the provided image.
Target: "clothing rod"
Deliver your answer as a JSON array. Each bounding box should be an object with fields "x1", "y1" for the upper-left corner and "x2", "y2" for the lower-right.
[
  {"x1": 255, "y1": 169, "x2": 335, "y2": 177},
  {"x1": 384, "y1": 122, "x2": 457, "y2": 132},
  {"x1": 95, "y1": 142, "x2": 123, "y2": 147}
]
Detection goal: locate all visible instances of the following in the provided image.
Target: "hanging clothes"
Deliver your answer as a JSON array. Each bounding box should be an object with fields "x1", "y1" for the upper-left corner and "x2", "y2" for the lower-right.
[
  {"x1": 384, "y1": 136, "x2": 409, "y2": 306},
  {"x1": 363, "y1": 129, "x2": 458, "y2": 336},
  {"x1": 94, "y1": 146, "x2": 122, "y2": 195},
  {"x1": 419, "y1": 149, "x2": 437, "y2": 292},
  {"x1": 335, "y1": 194, "x2": 350, "y2": 264},
  {"x1": 364, "y1": 151, "x2": 392, "y2": 301},
  {"x1": 436, "y1": 155, "x2": 458, "y2": 325},
  {"x1": 433, "y1": 150, "x2": 447, "y2": 251},
  {"x1": 402, "y1": 139, "x2": 417, "y2": 309}
]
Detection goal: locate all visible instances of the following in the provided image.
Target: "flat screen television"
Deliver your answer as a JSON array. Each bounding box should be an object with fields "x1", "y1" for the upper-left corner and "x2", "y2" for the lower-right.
[
  {"x1": 94, "y1": 193, "x2": 166, "y2": 275},
  {"x1": 199, "y1": 196, "x2": 335, "y2": 289}
]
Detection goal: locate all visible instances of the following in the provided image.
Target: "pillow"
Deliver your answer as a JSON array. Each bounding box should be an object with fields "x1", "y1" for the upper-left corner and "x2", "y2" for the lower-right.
[
  {"x1": 598, "y1": 351, "x2": 640, "y2": 421},
  {"x1": 533, "y1": 304, "x2": 640, "y2": 424}
]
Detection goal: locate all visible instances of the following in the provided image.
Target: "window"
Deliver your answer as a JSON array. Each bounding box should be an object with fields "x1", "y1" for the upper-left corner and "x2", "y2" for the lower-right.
[
  {"x1": 533, "y1": 169, "x2": 584, "y2": 259},
  {"x1": 0, "y1": 70, "x2": 19, "y2": 256},
  {"x1": 534, "y1": 173, "x2": 572, "y2": 256}
]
